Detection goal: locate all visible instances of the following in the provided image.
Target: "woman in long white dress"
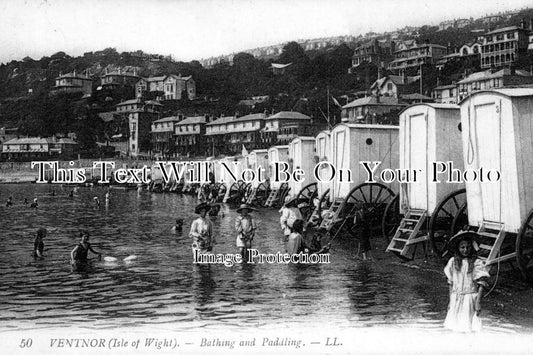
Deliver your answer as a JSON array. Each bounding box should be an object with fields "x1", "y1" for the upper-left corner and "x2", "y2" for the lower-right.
[{"x1": 189, "y1": 203, "x2": 214, "y2": 256}]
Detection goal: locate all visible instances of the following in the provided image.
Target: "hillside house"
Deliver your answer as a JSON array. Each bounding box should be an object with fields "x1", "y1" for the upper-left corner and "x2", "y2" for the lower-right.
[
  {"x1": 52, "y1": 71, "x2": 93, "y2": 96},
  {"x1": 260, "y1": 111, "x2": 314, "y2": 146},
  {"x1": 388, "y1": 41, "x2": 447, "y2": 74},
  {"x1": 456, "y1": 68, "x2": 533, "y2": 101},
  {"x1": 1, "y1": 137, "x2": 78, "y2": 160},
  {"x1": 174, "y1": 116, "x2": 209, "y2": 157},
  {"x1": 151, "y1": 116, "x2": 182, "y2": 157},
  {"x1": 115, "y1": 99, "x2": 162, "y2": 157},
  {"x1": 480, "y1": 25, "x2": 531, "y2": 69},
  {"x1": 100, "y1": 69, "x2": 141, "y2": 90},
  {"x1": 341, "y1": 96, "x2": 406, "y2": 125}
]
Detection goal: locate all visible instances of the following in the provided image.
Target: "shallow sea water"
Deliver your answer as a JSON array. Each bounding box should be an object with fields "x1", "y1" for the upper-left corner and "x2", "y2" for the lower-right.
[{"x1": 0, "y1": 184, "x2": 526, "y2": 333}]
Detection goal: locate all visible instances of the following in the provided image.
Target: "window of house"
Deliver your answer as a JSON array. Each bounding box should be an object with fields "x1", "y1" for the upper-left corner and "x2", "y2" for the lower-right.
[
  {"x1": 507, "y1": 32, "x2": 515, "y2": 39},
  {"x1": 496, "y1": 34, "x2": 503, "y2": 41}
]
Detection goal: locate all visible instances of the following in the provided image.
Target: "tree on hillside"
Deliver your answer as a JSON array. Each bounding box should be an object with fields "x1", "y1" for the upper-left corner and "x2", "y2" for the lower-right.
[{"x1": 278, "y1": 41, "x2": 311, "y2": 79}]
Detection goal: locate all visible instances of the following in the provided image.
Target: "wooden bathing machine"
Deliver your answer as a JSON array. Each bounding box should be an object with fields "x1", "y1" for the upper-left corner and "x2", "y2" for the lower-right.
[
  {"x1": 304, "y1": 130, "x2": 334, "y2": 225},
  {"x1": 288, "y1": 137, "x2": 317, "y2": 197},
  {"x1": 262, "y1": 145, "x2": 290, "y2": 207},
  {"x1": 318, "y1": 123, "x2": 399, "y2": 232},
  {"x1": 220, "y1": 156, "x2": 246, "y2": 203},
  {"x1": 315, "y1": 130, "x2": 333, "y2": 199},
  {"x1": 330, "y1": 123, "x2": 399, "y2": 198},
  {"x1": 385, "y1": 103, "x2": 466, "y2": 259},
  {"x1": 267, "y1": 145, "x2": 289, "y2": 189},
  {"x1": 459, "y1": 88, "x2": 533, "y2": 279},
  {"x1": 245, "y1": 149, "x2": 269, "y2": 188}
]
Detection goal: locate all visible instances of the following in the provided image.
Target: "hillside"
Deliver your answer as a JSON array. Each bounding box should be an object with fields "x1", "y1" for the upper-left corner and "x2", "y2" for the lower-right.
[{"x1": 1, "y1": 6, "x2": 532, "y2": 153}]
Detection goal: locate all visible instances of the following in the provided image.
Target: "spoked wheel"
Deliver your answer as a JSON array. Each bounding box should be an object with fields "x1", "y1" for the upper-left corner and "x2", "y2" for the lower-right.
[
  {"x1": 276, "y1": 183, "x2": 290, "y2": 208},
  {"x1": 341, "y1": 183, "x2": 396, "y2": 226},
  {"x1": 295, "y1": 183, "x2": 318, "y2": 220},
  {"x1": 254, "y1": 182, "x2": 270, "y2": 206},
  {"x1": 317, "y1": 189, "x2": 331, "y2": 221},
  {"x1": 428, "y1": 188, "x2": 467, "y2": 257},
  {"x1": 228, "y1": 180, "x2": 244, "y2": 203},
  {"x1": 450, "y1": 203, "x2": 469, "y2": 237},
  {"x1": 216, "y1": 184, "x2": 227, "y2": 202},
  {"x1": 381, "y1": 194, "x2": 400, "y2": 243},
  {"x1": 516, "y1": 208, "x2": 533, "y2": 282}
]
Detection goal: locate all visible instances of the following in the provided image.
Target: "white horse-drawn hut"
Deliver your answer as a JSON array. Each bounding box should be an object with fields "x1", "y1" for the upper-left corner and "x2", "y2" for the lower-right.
[
  {"x1": 243, "y1": 149, "x2": 270, "y2": 205},
  {"x1": 287, "y1": 136, "x2": 319, "y2": 220},
  {"x1": 459, "y1": 88, "x2": 533, "y2": 280},
  {"x1": 319, "y1": 123, "x2": 399, "y2": 232},
  {"x1": 383, "y1": 103, "x2": 467, "y2": 260},
  {"x1": 264, "y1": 145, "x2": 290, "y2": 207}
]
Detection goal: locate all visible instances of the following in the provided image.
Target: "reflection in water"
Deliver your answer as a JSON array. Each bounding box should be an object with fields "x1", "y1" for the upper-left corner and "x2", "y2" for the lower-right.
[
  {"x1": 0, "y1": 184, "x2": 525, "y2": 332},
  {"x1": 193, "y1": 265, "x2": 217, "y2": 308}
]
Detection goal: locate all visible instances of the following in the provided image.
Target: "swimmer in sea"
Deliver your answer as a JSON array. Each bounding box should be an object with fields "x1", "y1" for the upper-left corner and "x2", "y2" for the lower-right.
[
  {"x1": 30, "y1": 198, "x2": 38, "y2": 208},
  {"x1": 171, "y1": 218, "x2": 184, "y2": 234},
  {"x1": 33, "y1": 228, "x2": 47, "y2": 258},
  {"x1": 70, "y1": 231, "x2": 102, "y2": 264}
]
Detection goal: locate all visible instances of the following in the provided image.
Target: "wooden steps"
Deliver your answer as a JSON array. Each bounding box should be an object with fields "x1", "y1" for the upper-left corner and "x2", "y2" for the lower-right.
[
  {"x1": 386, "y1": 209, "x2": 428, "y2": 259},
  {"x1": 318, "y1": 198, "x2": 344, "y2": 231},
  {"x1": 264, "y1": 189, "x2": 279, "y2": 207},
  {"x1": 246, "y1": 188, "x2": 257, "y2": 205},
  {"x1": 475, "y1": 221, "x2": 512, "y2": 267}
]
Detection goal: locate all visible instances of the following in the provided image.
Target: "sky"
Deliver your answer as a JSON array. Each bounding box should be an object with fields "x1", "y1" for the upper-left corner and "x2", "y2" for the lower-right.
[{"x1": 0, "y1": 0, "x2": 531, "y2": 64}]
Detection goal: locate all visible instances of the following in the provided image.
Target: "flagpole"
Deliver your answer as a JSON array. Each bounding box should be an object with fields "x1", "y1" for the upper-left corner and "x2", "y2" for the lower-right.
[
  {"x1": 327, "y1": 85, "x2": 330, "y2": 125},
  {"x1": 420, "y1": 63, "x2": 423, "y2": 95}
]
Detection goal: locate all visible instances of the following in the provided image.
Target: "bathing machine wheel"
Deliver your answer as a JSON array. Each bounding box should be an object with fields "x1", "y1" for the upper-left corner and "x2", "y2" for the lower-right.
[
  {"x1": 215, "y1": 183, "x2": 227, "y2": 202},
  {"x1": 316, "y1": 189, "x2": 331, "y2": 222},
  {"x1": 340, "y1": 183, "x2": 396, "y2": 232},
  {"x1": 428, "y1": 188, "x2": 467, "y2": 257},
  {"x1": 381, "y1": 194, "x2": 400, "y2": 242},
  {"x1": 276, "y1": 183, "x2": 290, "y2": 208},
  {"x1": 227, "y1": 180, "x2": 246, "y2": 203},
  {"x1": 295, "y1": 183, "x2": 318, "y2": 220},
  {"x1": 254, "y1": 182, "x2": 270, "y2": 206},
  {"x1": 516, "y1": 208, "x2": 533, "y2": 282},
  {"x1": 450, "y1": 203, "x2": 469, "y2": 239}
]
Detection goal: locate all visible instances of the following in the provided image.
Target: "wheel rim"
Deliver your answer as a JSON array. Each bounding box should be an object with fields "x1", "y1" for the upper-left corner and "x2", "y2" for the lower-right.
[
  {"x1": 429, "y1": 188, "x2": 467, "y2": 257},
  {"x1": 517, "y1": 209, "x2": 533, "y2": 282},
  {"x1": 255, "y1": 182, "x2": 270, "y2": 205},
  {"x1": 277, "y1": 185, "x2": 290, "y2": 208},
  {"x1": 296, "y1": 183, "x2": 318, "y2": 220},
  {"x1": 381, "y1": 194, "x2": 400, "y2": 242},
  {"x1": 342, "y1": 183, "x2": 395, "y2": 225},
  {"x1": 317, "y1": 189, "x2": 331, "y2": 220}
]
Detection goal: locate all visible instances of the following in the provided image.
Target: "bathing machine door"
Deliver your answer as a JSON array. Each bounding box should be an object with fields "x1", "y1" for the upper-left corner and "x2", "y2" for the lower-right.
[
  {"x1": 471, "y1": 101, "x2": 502, "y2": 225},
  {"x1": 402, "y1": 111, "x2": 428, "y2": 214},
  {"x1": 315, "y1": 132, "x2": 332, "y2": 198},
  {"x1": 332, "y1": 126, "x2": 350, "y2": 199}
]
